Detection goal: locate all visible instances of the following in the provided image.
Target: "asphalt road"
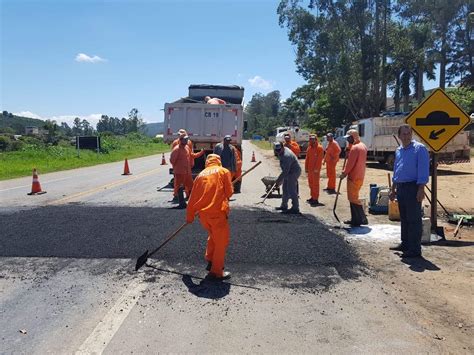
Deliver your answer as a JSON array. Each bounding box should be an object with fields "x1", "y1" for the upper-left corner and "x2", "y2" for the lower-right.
[{"x1": 0, "y1": 141, "x2": 444, "y2": 353}]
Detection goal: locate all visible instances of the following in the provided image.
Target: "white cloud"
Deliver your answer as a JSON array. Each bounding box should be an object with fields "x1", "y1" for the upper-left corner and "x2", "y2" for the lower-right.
[
  {"x1": 50, "y1": 114, "x2": 103, "y2": 128},
  {"x1": 13, "y1": 111, "x2": 43, "y2": 119},
  {"x1": 75, "y1": 53, "x2": 107, "y2": 63},
  {"x1": 248, "y1": 75, "x2": 273, "y2": 91},
  {"x1": 13, "y1": 111, "x2": 103, "y2": 128}
]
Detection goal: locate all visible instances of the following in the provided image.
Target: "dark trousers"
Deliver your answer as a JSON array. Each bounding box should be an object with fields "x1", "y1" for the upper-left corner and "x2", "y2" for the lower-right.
[{"x1": 397, "y1": 182, "x2": 422, "y2": 254}]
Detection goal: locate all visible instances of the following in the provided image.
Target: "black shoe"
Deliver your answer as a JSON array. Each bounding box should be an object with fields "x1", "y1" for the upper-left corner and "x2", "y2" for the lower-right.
[
  {"x1": 171, "y1": 196, "x2": 179, "y2": 203},
  {"x1": 206, "y1": 261, "x2": 212, "y2": 271},
  {"x1": 343, "y1": 220, "x2": 353, "y2": 225},
  {"x1": 282, "y1": 208, "x2": 300, "y2": 214},
  {"x1": 310, "y1": 200, "x2": 319, "y2": 205},
  {"x1": 306, "y1": 198, "x2": 313, "y2": 202},
  {"x1": 327, "y1": 189, "x2": 337, "y2": 194},
  {"x1": 206, "y1": 271, "x2": 231, "y2": 281},
  {"x1": 275, "y1": 206, "x2": 288, "y2": 211},
  {"x1": 401, "y1": 251, "x2": 422, "y2": 258},
  {"x1": 389, "y1": 244, "x2": 406, "y2": 252}
]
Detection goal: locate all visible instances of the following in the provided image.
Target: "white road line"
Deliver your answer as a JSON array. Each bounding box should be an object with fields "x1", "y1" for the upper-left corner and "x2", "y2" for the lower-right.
[
  {"x1": 76, "y1": 278, "x2": 148, "y2": 354},
  {"x1": 0, "y1": 177, "x2": 71, "y2": 193}
]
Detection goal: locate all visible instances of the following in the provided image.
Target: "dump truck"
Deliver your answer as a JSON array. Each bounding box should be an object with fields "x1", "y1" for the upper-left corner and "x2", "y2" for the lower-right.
[
  {"x1": 351, "y1": 114, "x2": 471, "y2": 169},
  {"x1": 163, "y1": 84, "x2": 245, "y2": 190}
]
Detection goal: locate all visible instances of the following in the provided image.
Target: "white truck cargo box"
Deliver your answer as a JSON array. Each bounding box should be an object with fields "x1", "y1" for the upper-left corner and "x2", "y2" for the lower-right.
[{"x1": 163, "y1": 102, "x2": 244, "y2": 146}]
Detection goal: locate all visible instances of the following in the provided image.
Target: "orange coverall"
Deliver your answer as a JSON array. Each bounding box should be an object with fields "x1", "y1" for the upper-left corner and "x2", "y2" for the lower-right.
[
  {"x1": 186, "y1": 155, "x2": 234, "y2": 278},
  {"x1": 305, "y1": 142, "x2": 324, "y2": 200},
  {"x1": 324, "y1": 140, "x2": 341, "y2": 190},
  {"x1": 170, "y1": 144, "x2": 197, "y2": 198},
  {"x1": 343, "y1": 141, "x2": 367, "y2": 204},
  {"x1": 234, "y1": 148, "x2": 242, "y2": 182},
  {"x1": 284, "y1": 141, "x2": 301, "y2": 157}
]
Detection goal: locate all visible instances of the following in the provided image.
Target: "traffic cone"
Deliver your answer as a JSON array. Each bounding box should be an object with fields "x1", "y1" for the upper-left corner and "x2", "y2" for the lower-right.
[
  {"x1": 122, "y1": 158, "x2": 132, "y2": 175},
  {"x1": 161, "y1": 153, "x2": 167, "y2": 165},
  {"x1": 27, "y1": 168, "x2": 46, "y2": 195},
  {"x1": 251, "y1": 151, "x2": 256, "y2": 162}
]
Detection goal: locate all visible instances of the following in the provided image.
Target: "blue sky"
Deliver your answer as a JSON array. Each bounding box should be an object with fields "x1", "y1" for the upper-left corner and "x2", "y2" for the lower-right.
[
  {"x1": 1, "y1": 0, "x2": 308, "y2": 126},
  {"x1": 1, "y1": 0, "x2": 438, "y2": 127}
]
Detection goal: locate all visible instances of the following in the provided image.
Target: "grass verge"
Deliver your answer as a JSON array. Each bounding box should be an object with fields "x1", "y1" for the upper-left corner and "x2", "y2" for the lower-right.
[
  {"x1": 251, "y1": 140, "x2": 273, "y2": 150},
  {"x1": 0, "y1": 135, "x2": 169, "y2": 180}
]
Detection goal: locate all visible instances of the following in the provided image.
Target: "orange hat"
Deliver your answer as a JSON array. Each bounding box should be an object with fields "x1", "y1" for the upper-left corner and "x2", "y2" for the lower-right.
[{"x1": 205, "y1": 154, "x2": 222, "y2": 168}]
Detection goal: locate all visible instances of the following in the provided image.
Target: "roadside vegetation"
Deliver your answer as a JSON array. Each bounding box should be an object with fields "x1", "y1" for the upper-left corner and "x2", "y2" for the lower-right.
[
  {"x1": 251, "y1": 140, "x2": 273, "y2": 150},
  {"x1": 0, "y1": 109, "x2": 168, "y2": 180},
  {"x1": 243, "y1": 2, "x2": 473, "y2": 139}
]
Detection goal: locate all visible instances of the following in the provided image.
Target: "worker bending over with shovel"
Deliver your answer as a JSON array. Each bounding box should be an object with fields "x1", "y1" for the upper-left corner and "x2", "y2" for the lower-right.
[
  {"x1": 274, "y1": 142, "x2": 301, "y2": 214},
  {"x1": 339, "y1": 129, "x2": 368, "y2": 226},
  {"x1": 186, "y1": 154, "x2": 233, "y2": 280}
]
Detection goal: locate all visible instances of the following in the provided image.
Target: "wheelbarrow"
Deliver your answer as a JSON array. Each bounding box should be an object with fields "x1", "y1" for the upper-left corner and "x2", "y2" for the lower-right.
[{"x1": 261, "y1": 176, "x2": 281, "y2": 197}]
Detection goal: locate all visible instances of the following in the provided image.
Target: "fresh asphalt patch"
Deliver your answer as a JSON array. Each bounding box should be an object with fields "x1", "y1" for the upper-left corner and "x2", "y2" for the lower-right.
[{"x1": 1, "y1": 205, "x2": 365, "y2": 290}]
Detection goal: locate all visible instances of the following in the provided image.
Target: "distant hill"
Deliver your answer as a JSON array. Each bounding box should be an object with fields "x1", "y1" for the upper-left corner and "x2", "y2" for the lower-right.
[
  {"x1": 142, "y1": 122, "x2": 164, "y2": 137},
  {"x1": 0, "y1": 112, "x2": 45, "y2": 134}
]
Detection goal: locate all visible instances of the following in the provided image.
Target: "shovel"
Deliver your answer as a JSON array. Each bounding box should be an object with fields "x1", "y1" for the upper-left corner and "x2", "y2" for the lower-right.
[
  {"x1": 333, "y1": 151, "x2": 348, "y2": 225},
  {"x1": 256, "y1": 181, "x2": 278, "y2": 205},
  {"x1": 135, "y1": 222, "x2": 188, "y2": 271}
]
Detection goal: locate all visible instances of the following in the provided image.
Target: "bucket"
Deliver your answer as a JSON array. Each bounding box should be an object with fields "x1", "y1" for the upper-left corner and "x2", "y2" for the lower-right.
[
  {"x1": 369, "y1": 184, "x2": 379, "y2": 206},
  {"x1": 421, "y1": 217, "x2": 431, "y2": 244},
  {"x1": 388, "y1": 200, "x2": 400, "y2": 221}
]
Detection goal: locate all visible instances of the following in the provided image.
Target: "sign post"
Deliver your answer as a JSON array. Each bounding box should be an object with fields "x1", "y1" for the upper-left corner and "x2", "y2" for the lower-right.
[{"x1": 405, "y1": 89, "x2": 470, "y2": 234}]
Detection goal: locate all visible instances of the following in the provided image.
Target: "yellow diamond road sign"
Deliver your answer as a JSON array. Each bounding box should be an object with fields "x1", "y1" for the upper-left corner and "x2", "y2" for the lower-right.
[{"x1": 405, "y1": 89, "x2": 470, "y2": 152}]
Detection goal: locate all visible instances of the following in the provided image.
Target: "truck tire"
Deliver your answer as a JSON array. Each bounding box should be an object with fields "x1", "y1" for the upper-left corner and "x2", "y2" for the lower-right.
[{"x1": 385, "y1": 154, "x2": 395, "y2": 170}]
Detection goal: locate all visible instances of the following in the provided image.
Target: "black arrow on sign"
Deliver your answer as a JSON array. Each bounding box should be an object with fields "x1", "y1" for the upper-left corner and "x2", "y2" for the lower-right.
[{"x1": 429, "y1": 128, "x2": 446, "y2": 140}]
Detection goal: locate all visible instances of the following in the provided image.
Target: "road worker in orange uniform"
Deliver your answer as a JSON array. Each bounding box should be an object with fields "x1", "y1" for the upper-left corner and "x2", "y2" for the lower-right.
[
  {"x1": 204, "y1": 96, "x2": 227, "y2": 105},
  {"x1": 323, "y1": 132, "x2": 341, "y2": 194},
  {"x1": 186, "y1": 154, "x2": 233, "y2": 280},
  {"x1": 305, "y1": 134, "x2": 324, "y2": 205},
  {"x1": 340, "y1": 129, "x2": 368, "y2": 227},
  {"x1": 170, "y1": 130, "x2": 204, "y2": 200},
  {"x1": 170, "y1": 136, "x2": 202, "y2": 200},
  {"x1": 283, "y1": 133, "x2": 301, "y2": 157}
]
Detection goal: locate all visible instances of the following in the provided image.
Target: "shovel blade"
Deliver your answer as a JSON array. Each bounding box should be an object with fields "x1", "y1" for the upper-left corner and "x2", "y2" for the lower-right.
[{"x1": 135, "y1": 250, "x2": 149, "y2": 271}]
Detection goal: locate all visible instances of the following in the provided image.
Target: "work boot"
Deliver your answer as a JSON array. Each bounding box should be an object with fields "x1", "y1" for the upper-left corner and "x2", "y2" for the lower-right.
[
  {"x1": 174, "y1": 186, "x2": 187, "y2": 209},
  {"x1": 282, "y1": 208, "x2": 300, "y2": 214},
  {"x1": 275, "y1": 206, "x2": 288, "y2": 211},
  {"x1": 355, "y1": 203, "x2": 368, "y2": 225},
  {"x1": 206, "y1": 271, "x2": 231, "y2": 281}
]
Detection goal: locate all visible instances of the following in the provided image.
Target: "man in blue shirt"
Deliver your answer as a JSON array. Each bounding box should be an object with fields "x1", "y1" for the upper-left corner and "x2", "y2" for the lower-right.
[{"x1": 389, "y1": 124, "x2": 430, "y2": 258}]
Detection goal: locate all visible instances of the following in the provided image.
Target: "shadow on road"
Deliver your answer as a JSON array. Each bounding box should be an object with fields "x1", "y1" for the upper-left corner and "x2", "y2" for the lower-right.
[
  {"x1": 1, "y1": 205, "x2": 366, "y2": 290},
  {"x1": 181, "y1": 275, "x2": 231, "y2": 299},
  {"x1": 401, "y1": 256, "x2": 441, "y2": 272}
]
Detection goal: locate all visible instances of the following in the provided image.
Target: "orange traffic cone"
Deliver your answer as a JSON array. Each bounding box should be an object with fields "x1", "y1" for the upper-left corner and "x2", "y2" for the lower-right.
[
  {"x1": 27, "y1": 168, "x2": 47, "y2": 195},
  {"x1": 122, "y1": 158, "x2": 132, "y2": 175},
  {"x1": 161, "y1": 153, "x2": 167, "y2": 165},
  {"x1": 251, "y1": 151, "x2": 256, "y2": 162}
]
